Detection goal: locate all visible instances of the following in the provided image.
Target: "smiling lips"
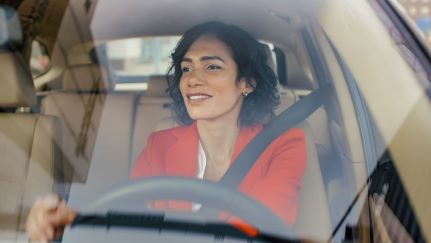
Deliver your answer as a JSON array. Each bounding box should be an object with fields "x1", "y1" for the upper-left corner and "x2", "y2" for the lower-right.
[{"x1": 186, "y1": 93, "x2": 212, "y2": 103}]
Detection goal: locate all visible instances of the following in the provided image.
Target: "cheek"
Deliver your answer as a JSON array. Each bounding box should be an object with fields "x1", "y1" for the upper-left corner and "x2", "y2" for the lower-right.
[
  {"x1": 178, "y1": 79, "x2": 186, "y2": 96},
  {"x1": 218, "y1": 86, "x2": 243, "y2": 104}
]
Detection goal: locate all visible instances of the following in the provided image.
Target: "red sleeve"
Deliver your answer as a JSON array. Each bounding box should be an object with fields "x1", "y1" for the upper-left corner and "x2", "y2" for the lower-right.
[
  {"x1": 129, "y1": 133, "x2": 156, "y2": 179},
  {"x1": 243, "y1": 128, "x2": 307, "y2": 226}
]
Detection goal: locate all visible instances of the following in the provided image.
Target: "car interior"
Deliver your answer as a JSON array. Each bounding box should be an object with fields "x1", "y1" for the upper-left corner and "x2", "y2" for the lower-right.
[{"x1": 0, "y1": 0, "x2": 377, "y2": 241}]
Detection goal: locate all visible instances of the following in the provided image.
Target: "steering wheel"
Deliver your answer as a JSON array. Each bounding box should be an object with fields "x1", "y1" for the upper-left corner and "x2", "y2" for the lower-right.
[{"x1": 82, "y1": 176, "x2": 288, "y2": 236}]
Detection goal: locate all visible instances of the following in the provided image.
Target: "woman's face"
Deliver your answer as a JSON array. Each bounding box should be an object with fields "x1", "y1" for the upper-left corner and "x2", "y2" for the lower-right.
[{"x1": 179, "y1": 36, "x2": 248, "y2": 124}]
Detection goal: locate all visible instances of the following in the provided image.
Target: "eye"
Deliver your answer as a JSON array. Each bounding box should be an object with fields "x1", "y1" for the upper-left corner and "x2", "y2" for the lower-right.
[
  {"x1": 207, "y1": 64, "x2": 221, "y2": 70},
  {"x1": 182, "y1": 67, "x2": 191, "y2": 73}
]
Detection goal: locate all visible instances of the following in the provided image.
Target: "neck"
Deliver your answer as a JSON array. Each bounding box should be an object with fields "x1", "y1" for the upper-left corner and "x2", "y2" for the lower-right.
[{"x1": 196, "y1": 119, "x2": 241, "y2": 163}]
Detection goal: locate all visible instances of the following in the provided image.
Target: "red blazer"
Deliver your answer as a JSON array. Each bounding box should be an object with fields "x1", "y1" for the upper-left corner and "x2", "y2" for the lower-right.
[{"x1": 130, "y1": 122, "x2": 307, "y2": 226}]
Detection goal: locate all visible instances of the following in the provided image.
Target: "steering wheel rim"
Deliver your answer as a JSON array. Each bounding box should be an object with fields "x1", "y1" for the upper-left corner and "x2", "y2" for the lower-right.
[{"x1": 83, "y1": 176, "x2": 288, "y2": 236}]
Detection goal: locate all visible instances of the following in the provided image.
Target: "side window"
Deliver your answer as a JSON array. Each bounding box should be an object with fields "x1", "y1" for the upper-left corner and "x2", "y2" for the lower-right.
[
  {"x1": 30, "y1": 40, "x2": 51, "y2": 78},
  {"x1": 396, "y1": 0, "x2": 431, "y2": 47}
]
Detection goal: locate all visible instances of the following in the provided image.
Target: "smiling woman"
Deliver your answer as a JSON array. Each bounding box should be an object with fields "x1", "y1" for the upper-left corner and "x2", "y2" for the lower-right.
[{"x1": 130, "y1": 21, "x2": 307, "y2": 224}]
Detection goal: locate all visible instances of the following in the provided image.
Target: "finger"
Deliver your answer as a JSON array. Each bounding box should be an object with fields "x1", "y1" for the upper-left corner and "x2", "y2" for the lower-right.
[
  {"x1": 37, "y1": 194, "x2": 61, "y2": 210},
  {"x1": 44, "y1": 225, "x2": 54, "y2": 240},
  {"x1": 31, "y1": 206, "x2": 56, "y2": 240},
  {"x1": 34, "y1": 197, "x2": 64, "y2": 228},
  {"x1": 39, "y1": 201, "x2": 74, "y2": 241},
  {"x1": 27, "y1": 194, "x2": 62, "y2": 242},
  {"x1": 48, "y1": 203, "x2": 77, "y2": 226},
  {"x1": 27, "y1": 218, "x2": 50, "y2": 242},
  {"x1": 27, "y1": 208, "x2": 48, "y2": 241},
  {"x1": 34, "y1": 213, "x2": 59, "y2": 241}
]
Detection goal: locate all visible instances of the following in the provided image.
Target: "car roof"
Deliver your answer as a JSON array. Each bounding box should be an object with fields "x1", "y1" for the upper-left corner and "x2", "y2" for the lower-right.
[{"x1": 18, "y1": 0, "x2": 324, "y2": 53}]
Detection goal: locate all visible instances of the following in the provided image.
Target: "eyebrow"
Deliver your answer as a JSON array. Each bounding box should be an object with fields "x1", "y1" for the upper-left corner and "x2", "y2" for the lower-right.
[{"x1": 181, "y1": 55, "x2": 225, "y2": 63}]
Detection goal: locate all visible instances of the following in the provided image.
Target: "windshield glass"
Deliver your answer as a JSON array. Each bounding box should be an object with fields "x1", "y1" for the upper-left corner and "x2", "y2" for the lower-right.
[{"x1": 1, "y1": 0, "x2": 430, "y2": 242}]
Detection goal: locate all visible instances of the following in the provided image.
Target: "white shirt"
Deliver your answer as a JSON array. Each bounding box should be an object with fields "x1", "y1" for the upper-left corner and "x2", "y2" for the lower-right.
[{"x1": 191, "y1": 141, "x2": 207, "y2": 211}]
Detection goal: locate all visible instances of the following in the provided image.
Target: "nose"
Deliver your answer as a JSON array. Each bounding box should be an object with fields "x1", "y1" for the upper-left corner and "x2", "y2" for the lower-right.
[{"x1": 185, "y1": 70, "x2": 204, "y2": 88}]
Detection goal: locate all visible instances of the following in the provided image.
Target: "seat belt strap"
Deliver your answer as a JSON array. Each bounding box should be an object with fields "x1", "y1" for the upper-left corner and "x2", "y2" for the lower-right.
[{"x1": 218, "y1": 83, "x2": 333, "y2": 188}]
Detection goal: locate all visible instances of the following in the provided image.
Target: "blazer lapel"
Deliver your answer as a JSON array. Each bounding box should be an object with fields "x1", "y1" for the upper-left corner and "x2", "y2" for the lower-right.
[
  {"x1": 230, "y1": 124, "x2": 263, "y2": 165},
  {"x1": 163, "y1": 123, "x2": 198, "y2": 210},
  {"x1": 164, "y1": 122, "x2": 199, "y2": 177}
]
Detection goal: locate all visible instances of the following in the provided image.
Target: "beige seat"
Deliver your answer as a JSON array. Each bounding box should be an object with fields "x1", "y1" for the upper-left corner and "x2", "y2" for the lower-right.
[
  {"x1": 292, "y1": 122, "x2": 332, "y2": 240},
  {"x1": 131, "y1": 75, "x2": 173, "y2": 163},
  {"x1": 283, "y1": 52, "x2": 334, "y2": 171},
  {"x1": 0, "y1": 38, "x2": 62, "y2": 237},
  {"x1": 41, "y1": 65, "x2": 141, "y2": 211},
  {"x1": 40, "y1": 64, "x2": 136, "y2": 184}
]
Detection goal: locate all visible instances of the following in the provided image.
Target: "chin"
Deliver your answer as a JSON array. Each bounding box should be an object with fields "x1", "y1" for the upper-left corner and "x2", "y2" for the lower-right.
[{"x1": 188, "y1": 114, "x2": 212, "y2": 121}]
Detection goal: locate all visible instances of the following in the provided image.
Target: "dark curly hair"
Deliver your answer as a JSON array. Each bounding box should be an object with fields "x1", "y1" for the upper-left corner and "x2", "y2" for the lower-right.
[{"x1": 167, "y1": 21, "x2": 279, "y2": 126}]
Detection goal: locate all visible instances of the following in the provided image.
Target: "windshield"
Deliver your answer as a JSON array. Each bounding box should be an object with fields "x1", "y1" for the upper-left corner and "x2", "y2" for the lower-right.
[{"x1": 1, "y1": 0, "x2": 430, "y2": 242}]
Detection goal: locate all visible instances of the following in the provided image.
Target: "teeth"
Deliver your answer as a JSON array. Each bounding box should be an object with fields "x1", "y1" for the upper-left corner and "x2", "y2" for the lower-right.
[{"x1": 189, "y1": 95, "x2": 210, "y2": 100}]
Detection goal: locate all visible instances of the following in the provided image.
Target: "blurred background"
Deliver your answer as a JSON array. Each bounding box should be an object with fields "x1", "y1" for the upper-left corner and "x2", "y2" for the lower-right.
[{"x1": 397, "y1": 0, "x2": 431, "y2": 47}]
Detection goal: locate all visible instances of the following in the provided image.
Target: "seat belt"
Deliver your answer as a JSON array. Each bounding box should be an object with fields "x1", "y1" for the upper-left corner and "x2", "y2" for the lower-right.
[
  {"x1": 198, "y1": 83, "x2": 333, "y2": 216},
  {"x1": 220, "y1": 83, "x2": 333, "y2": 187}
]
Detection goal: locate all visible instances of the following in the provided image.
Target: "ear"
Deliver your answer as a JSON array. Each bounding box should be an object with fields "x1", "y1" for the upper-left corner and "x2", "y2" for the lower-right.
[{"x1": 244, "y1": 78, "x2": 256, "y2": 94}]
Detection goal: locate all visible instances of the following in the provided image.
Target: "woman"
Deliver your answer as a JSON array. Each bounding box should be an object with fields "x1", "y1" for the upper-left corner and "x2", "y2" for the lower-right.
[{"x1": 26, "y1": 21, "x2": 306, "y2": 241}]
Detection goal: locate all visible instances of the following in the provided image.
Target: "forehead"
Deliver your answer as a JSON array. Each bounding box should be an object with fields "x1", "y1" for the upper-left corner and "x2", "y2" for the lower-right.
[{"x1": 184, "y1": 36, "x2": 233, "y2": 59}]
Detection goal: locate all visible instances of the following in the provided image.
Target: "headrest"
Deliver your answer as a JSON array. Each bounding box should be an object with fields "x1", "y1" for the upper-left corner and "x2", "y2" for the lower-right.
[
  {"x1": 145, "y1": 75, "x2": 169, "y2": 97},
  {"x1": 62, "y1": 64, "x2": 111, "y2": 91},
  {"x1": 0, "y1": 6, "x2": 36, "y2": 107},
  {"x1": 286, "y1": 53, "x2": 316, "y2": 90}
]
